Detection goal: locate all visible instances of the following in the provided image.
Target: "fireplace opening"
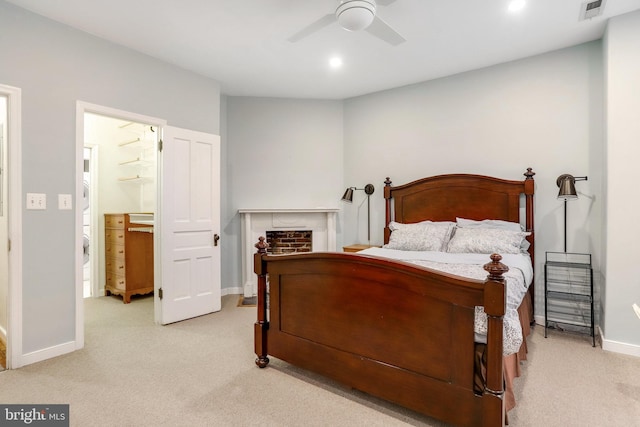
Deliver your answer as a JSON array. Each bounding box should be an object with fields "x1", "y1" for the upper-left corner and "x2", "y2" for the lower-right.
[{"x1": 266, "y1": 230, "x2": 312, "y2": 254}]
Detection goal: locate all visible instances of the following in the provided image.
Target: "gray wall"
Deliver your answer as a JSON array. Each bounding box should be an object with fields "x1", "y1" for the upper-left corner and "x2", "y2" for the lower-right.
[
  {"x1": 224, "y1": 97, "x2": 344, "y2": 291},
  {"x1": 226, "y1": 43, "x2": 604, "y2": 323},
  {"x1": 0, "y1": 1, "x2": 220, "y2": 354},
  {"x1": 342, "y1": 42, "x2": 604, "y2": 320},
  {"x1": 603, "y1": 10, "x2": 640, "y2": 348}
]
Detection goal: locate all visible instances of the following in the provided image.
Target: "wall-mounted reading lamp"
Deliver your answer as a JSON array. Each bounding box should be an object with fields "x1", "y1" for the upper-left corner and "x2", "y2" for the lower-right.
[
  {"x1": 557, "y1": 174, "x2": 588, "y2": 252},
  {"x1": 341, "y1": 184, "x2": 375, "y2": 244}
]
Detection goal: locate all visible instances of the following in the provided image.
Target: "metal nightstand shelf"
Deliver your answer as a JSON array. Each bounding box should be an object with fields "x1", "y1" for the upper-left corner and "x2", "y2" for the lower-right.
[{"x1": 544, "y1": 252, "x2": 595, "y2": 346}]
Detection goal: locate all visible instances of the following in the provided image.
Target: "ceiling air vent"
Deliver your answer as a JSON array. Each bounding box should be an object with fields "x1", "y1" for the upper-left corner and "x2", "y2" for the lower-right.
[{"x1": 579, "y1": 0, "x2": 606, "y2": 20}]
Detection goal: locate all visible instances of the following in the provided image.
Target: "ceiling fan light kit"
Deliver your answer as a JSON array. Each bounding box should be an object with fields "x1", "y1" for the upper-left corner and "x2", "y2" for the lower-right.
[
  {"x1": 288, "y1": 0, "x2": 404, "y2": 46},
  {"x1": 336, "y1": 0, "x2": 377, "y2": 31}
]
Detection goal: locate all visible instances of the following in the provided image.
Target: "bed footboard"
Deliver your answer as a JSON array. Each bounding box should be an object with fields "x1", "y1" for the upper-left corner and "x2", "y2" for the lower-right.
[{"x1": 254, "y1": 238, "x2": 508, "y2": 427}]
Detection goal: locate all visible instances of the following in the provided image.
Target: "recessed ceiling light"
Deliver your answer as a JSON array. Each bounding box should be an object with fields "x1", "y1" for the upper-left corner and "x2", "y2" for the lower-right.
[
  {"x1": 329, "y1": 57, "x2": 343, "y2": 68},
  {"x1": 508, "y1": 0, "x2": 526, "y2": 12}
]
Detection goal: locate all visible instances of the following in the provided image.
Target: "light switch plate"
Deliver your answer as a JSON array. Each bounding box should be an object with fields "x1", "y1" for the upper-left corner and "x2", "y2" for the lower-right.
[
  {"x1": 58, "y1": 194, "x2": 73, "y2": 210},
  {"x1": 26, "y1": 193, "x2": 46, "y2": 210}
]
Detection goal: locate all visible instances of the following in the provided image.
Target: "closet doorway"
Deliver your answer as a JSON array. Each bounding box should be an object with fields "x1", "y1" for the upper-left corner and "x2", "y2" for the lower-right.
[
  {"x1": 83, "y1": 112, "x2": 158, "y2": 302},
  {"x1": 77, "y1": 101, "x2": 222, "y2": 336},
  {"x1": 1, "y1": 84, "x2": 22, "y2": 369}
]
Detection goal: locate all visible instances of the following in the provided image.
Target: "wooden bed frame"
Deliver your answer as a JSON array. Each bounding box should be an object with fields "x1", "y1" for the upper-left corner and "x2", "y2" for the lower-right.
[{"x1": 254, "y1": 168, "x2": 535, "y2": 427}]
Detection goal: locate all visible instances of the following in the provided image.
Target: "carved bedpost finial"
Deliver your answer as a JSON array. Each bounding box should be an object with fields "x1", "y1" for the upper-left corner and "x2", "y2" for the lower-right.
[
  {"x1": 255, "y1": 236, "x2": 269, "y2": 254},
  {"x1": 483, "y1": 253, "x2": 509, "y2": 281},
  {"x1": 384, "y1": 177, "x2": 392, "y2": 187},
  {"x1": 524, "y1": 167, "x2": 535, "y2": 180},
  {"x1": 254, "y1": 236, "x2": 270, "y2": 368}
]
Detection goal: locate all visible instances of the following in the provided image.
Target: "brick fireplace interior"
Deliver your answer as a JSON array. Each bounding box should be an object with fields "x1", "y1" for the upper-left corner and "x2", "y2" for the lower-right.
[{"x1": 266, "y1": 230, "x2": 312, "y2": 254}]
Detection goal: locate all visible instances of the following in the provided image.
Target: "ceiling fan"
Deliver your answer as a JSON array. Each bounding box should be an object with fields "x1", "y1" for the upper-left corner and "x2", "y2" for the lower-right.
[{"x1": 288, "y1": 0, "x2": 406, "y2": 46}]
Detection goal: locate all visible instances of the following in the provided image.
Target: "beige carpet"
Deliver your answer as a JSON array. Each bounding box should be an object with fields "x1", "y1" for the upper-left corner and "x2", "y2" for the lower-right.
[{"x1": 0, "y1": 294, "x2": 638, "y2": 426}]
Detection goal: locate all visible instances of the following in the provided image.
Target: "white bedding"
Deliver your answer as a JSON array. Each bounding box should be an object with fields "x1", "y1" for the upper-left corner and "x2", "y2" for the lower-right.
[{"x1": 358, "y1": 247, "x2": 533, "y2": 356}]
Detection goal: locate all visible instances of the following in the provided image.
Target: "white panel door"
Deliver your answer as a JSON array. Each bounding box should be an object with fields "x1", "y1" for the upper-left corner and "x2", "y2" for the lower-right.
[{"x1": 159, "y1": 126, "x2": 220, "y2": 325}]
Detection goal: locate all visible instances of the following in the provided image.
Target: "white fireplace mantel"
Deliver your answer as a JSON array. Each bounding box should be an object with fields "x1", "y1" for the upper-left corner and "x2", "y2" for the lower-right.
[{"x1": 239, "y1": 208, "x2": 340, "y2": 297}]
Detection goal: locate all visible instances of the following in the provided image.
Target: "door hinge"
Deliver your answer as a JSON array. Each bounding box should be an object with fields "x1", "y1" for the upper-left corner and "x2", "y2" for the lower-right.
[
  {"x1": 158, "y1": 288, "x2": 163, "y2": 300},
  {"x1": 7, "y1": 239, "x2": 10, "y2": 252},
  {"x1": 158, "y1": 139, "x2": 163, "y2": 152}
]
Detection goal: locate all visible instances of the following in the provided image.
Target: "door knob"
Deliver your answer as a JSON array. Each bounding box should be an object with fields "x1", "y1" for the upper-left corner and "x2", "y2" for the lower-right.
[{"x1": 214, "y1": 233, "x2": 220, "y2": 246}]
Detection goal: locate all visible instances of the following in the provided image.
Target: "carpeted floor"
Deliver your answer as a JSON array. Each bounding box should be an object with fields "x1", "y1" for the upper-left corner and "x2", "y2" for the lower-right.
[{"x1": 0, "y1": 294, "x2": 638, "y2": 426}]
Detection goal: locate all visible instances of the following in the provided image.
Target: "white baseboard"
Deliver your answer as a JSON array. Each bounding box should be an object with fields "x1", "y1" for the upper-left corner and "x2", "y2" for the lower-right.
[
  {"x1": 18, "y1": 340, "x2": 78, "y2": 368},
  {"x1": 601, "y1": 334, "x2": 640, "y2": 357},
  {"x1": 222, "y1": 286, "x2": 243, "y2": 296}
]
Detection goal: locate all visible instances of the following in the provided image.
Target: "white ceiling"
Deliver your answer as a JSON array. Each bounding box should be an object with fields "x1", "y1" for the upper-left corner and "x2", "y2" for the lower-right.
[{"x1": 6, "y1": 0, "x2": 640, "y2": 99}]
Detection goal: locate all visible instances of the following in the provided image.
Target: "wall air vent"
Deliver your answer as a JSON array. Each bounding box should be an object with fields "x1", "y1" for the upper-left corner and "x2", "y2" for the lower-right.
[{"x1": 579, "y1": 0, "x2": 606, "y2": 21}]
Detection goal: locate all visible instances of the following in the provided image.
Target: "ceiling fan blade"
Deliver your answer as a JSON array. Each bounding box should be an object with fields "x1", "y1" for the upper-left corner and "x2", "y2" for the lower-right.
[
  {"x1": 365, "y1": 15, "x2": 406, "y2": 46},
  {"x1": 376, "y1": 0, "x2": 398, "y2": 5},
  {"x1": 287, "y1": 14, "x2": 335, "y2": 43}
]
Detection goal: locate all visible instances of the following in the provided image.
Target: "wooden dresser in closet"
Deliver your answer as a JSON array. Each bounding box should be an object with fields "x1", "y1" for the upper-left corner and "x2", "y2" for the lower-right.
[{"x1": 104, "y1": 213, "x2": 154, "y2": 303}]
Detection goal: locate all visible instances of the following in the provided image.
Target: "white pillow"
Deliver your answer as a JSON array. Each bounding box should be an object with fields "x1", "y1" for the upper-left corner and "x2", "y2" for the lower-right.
[
  {"x1": 385, "y1": 221, "x2": 455, "y2": 252},
  {"x1": 446, "y1": 227, "x2": 531, "y2": 255},
  {"x1": 456, "y1": 217, "x2": 530, "y2": 253},
  {"x1": 456, "y1": 217, "x2": 524, "y2": 232}
]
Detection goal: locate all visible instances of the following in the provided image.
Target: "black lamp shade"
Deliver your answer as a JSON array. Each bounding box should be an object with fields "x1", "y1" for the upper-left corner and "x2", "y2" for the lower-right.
[
  {"x1": 341, "y1": 187, "x2": 354, "y2": 203},
  {"x1": 557, "y1": 174, "x2": 587, "y2": 200},
  {"x1": 557, "y1": 175, "x2": 578, "y2": 199}
]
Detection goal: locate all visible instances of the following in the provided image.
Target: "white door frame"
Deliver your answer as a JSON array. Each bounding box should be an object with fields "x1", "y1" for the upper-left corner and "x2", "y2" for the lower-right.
[
  {"x1": 75, "y1": 102, "x2": 166, "y2": 343},
  {"x1": 2, "y1": 84, "x2": 23, "y2": 369},
  {"x1": 82, "y1": 144, "x2": 100, "y2": 298}
]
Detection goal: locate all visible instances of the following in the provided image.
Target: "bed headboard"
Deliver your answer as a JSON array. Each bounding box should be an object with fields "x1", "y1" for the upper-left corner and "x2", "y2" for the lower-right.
[{"x1": 384, "y1": 168, "x2": 536, "y2": 259}]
